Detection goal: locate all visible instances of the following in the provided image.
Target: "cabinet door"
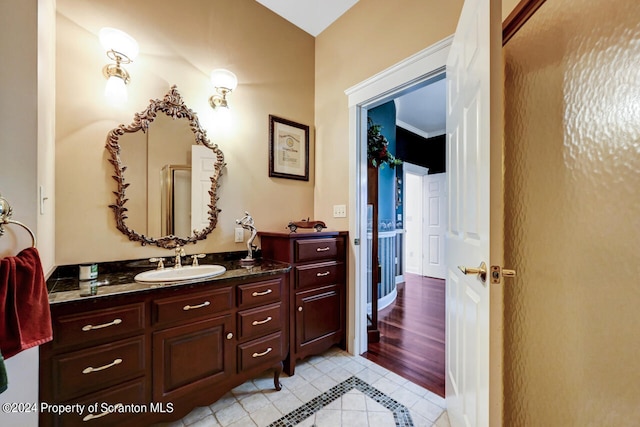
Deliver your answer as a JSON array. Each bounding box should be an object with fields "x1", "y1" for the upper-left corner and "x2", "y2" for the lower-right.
[
  {"x1": 295, "y1": 286, "x2": 343, "y2": 355},
  {"x1": 153, "y1": 314, "x2": 233, "y2": 402}
]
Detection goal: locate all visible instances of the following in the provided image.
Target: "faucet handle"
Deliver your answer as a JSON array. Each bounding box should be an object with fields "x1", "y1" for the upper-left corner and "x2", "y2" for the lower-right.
[
  {"x1": 149, "y1": 257, "x2": 165, "y2": 269},
  {"x1": 191, "y1": 254, "x2": 206, "y2": 266}
]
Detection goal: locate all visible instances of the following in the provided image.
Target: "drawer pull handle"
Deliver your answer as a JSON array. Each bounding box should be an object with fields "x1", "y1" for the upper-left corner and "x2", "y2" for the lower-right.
[
  {"x1": 252, "y1": 289, "x2": 272, "y2": 297},
  {"x1": 252, "y1": 347, "x2": 273, "y2": 358},
  {"x1": 82, "y1": 358, "x2": 122, "y2": 374},
  {"x1": 316, "y1": 271, "x2": 331, "y2": 277},
  {"x1": 183, "y1": 301, "x2": 211, "y2": 311},
  {"x1": 298, "y1": 306, "x2": 303, "y2": 312},
  {"x1": 82, "y1": 318, "x2": 122, "y2": 332},
  {"x1": 316, "y1": 247, "x2": 331, "y2": 252},
  {"x1": 226, "y1": 332, "x2": 234, "y2": 340},
  {"x1": 83, "y1": 403, "x2": 123, "y2": 422},
  {"x1": 252, "y1": 316, "x2": 272, "y2": 326}
]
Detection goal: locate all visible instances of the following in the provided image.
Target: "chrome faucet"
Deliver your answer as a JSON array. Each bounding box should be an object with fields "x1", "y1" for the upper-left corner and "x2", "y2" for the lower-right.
[{"x1": 174, "y1": 245, "x2": 186, "y2": 268}]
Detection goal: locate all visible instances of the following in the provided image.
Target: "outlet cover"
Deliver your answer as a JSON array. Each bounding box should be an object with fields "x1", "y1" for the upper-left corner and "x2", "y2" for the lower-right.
[
  {"x1": 234, "y1": 227, "x2": 244, "y2": 242},
  {"x1": 333, "y1": 204, "x2": 347, "y2": 218}
]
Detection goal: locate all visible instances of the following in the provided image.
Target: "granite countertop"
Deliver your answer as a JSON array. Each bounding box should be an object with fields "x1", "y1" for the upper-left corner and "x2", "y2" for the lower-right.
[{"x1": 46, "y1": 251, "x2": 291, "y2": 305}]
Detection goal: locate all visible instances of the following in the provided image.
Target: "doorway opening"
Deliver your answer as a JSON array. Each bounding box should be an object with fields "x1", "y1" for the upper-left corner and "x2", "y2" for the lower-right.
[
  {"x1": 362, "y1": 100, "x2": 448, "y2": 397},
  {"x1": 346, "y1": 37, "x2": 452, "y2": 398}
]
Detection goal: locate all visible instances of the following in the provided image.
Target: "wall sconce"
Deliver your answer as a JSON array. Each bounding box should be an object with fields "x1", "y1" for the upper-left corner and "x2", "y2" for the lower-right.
[
  {"x1": 99, "y1": 27, "x2": 139, "y2": 104},
  {"x1": 209, "y1": 69, "x2": 238, "y2": 109}
]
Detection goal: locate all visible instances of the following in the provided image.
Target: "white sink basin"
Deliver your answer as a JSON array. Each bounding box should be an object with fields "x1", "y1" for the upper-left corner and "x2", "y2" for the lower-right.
[{"x1": 134, "y1": 265, "x2": 226, "y2": 283}]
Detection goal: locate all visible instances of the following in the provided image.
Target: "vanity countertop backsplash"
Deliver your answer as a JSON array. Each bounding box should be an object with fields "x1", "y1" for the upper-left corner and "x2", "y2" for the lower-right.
[{"x1": 46, "y1": 250, "x2": 290, "y2": 304}]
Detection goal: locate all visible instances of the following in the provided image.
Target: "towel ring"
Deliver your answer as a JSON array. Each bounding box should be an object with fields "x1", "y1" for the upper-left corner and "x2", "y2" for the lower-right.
[{"x1": 0, "y1": 195, "x2": 37, "y2": 248}]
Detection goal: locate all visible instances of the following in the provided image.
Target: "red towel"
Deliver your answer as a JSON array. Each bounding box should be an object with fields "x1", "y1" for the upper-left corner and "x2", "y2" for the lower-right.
[{"x1": 0, "y1": 247, "x2": 52, "y2": 359}]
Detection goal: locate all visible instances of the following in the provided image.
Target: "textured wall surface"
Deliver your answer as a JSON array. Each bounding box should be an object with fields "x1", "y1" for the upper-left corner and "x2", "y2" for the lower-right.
[{"x1": 503, "y1": 0, "x2": 640, "y2": 424}]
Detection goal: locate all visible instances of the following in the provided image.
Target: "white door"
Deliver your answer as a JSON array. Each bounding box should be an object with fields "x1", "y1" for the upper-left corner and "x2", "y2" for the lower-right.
[
  {"x1": 424, "y1": 173, "x2": 447, "y2": 279},
  {"x1": 191, "y1": 145, "x2": 216, "y2": 233},
  {"x1": 404, "y1": 164, "x2": 428, "y2": 275},
  {"x1": 445, "y1": 0, "x2": 503, "y2": 425}
]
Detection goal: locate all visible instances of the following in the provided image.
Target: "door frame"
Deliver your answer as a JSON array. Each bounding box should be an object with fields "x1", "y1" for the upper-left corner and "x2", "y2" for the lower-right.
[{"x1": 345, "y1": 35, "x2": 453, "y2": 357}]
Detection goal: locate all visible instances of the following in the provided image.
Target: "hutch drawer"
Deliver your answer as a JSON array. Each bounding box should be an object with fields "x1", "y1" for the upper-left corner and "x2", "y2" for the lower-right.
[
  {"x1": 236, "y1": 278, "x2": 282, "y2": 308},
  {"x1": 237, "y1": 302, "x2": 282, "y2": 340},
  {"x1": 294, "y1": 237, "x2": 342, "y2": 262}
]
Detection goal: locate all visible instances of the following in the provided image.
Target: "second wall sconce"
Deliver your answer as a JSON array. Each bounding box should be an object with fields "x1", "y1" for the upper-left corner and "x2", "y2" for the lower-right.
[
  {"x1": 99, "y1": 27, "x2": 139, "y2": 104},
  {"x1": 209, "y1": 69, "x2": 238, "y2": 109}
]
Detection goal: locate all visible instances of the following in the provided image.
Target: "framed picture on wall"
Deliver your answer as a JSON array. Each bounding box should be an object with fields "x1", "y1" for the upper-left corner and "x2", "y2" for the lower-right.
[{"x1": 269, "y1": 115, "x2": 309, "y2": 181}]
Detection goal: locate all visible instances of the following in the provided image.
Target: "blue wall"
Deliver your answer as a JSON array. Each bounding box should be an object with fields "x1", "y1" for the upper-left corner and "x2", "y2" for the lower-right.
[{"x1": 368, "y1": 102, "x2": 397, "y2": 231}]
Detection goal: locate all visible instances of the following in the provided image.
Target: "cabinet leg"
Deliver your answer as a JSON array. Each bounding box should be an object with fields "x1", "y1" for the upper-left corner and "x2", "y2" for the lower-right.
[
  {"x1": 284, "y1": 354, "x2": 295, "y2": 376},
  {"x1": 273, "y1": 361, "x2": 283, "y2": 391}
]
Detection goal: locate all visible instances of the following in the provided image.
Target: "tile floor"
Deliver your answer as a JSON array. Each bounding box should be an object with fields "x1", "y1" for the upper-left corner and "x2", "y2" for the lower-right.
[{"x1": 156, "y1": 347, "x2": 450, "y2": 427}]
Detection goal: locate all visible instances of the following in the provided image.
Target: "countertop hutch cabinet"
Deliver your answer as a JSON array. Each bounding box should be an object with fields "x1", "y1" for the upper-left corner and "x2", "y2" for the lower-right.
[{"x1": 259, "y1": 230, "x2": 347, "y2": 375}]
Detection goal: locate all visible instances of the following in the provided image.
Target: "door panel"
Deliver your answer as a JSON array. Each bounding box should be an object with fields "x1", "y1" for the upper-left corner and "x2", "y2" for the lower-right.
[
  {"x1": 424, "y1": 173, "x2": 447, "y2": 279},
  {"x1": 445, "y1": 0, "x2": 503, "y2": 425},
  {"x1": 191, "y1": 145, "x2": 216, "y2": 232},
  {"x1": 404, "y1": 172, "x2": 423, "y2": 275}
]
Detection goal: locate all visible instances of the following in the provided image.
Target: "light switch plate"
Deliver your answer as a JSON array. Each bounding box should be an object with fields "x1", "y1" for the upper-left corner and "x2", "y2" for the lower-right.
[
  {"x1": 333, "y1": 204, "x2": 347, "y2": 218},
  {"x1": 234, "y1": 227, "x2": 244, "y2": 242}
]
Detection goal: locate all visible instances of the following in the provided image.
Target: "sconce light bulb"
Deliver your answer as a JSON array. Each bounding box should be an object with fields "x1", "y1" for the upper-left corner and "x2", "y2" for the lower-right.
[
  {"x1": 104, "y1": 75, "x2": 128, "y2": 104},
  {"x1": 210, "y1": 69, "x2": 238, "y2": 92},
  {"x1": 99, "y1": 27, "x2": 139, "y2": 60}
]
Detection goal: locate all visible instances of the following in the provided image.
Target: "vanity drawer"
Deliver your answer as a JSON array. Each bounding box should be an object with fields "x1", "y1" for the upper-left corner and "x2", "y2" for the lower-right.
[
  {"x1": 294, "y1": 261, "x2": 344, "y2": 290},
  {"x1": 52, "y1": 336, "x2": 145, "y2": 402},
  {"x1": 294, "y1": 238, "x2": 342, "y2": 262},
  {"x1": 237, "y1": 302, "x2": 282, "y2": 340},
  {"x1": 53, "y1": 377, "x2": 147, "y2": 427},
  {"x1": 52, "y1": 303, "x2": 145, "y2": 350},
  {"x1": 237, "y1": 332, "x2": 283, "y2": 372},
  {"x1": 237, "y1": 278, "x2": 281, "y2": 309},
  {"x1": 153, "y1": 287, "x2": 233, "y2": 327}
]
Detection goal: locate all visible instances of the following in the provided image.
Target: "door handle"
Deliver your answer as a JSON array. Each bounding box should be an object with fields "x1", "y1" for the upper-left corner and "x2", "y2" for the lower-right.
[{"x1": 458, "y1": 261, "x2": 487, "y2": 283}]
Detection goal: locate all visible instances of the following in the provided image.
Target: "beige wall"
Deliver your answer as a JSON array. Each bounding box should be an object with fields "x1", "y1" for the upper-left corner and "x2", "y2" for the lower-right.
[
  {"x1": 504, "y1": 0, "x2": 640, "y2": 424},
  {"x1": 314, "y1": 0, "x2": 464, "y2": 228},
  {"x1": 314, "y1": 0, "x2": 464, "y2": 351},
  {"x1": 55, "y1": 0, "x2": 315, "y2": 264},
  {"x1": 54, "y1": 0, "x2": 522, "y2": 264}
]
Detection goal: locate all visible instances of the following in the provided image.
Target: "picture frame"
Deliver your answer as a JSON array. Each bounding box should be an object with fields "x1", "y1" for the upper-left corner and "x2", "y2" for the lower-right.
[{"x1": 269, "y1": 115, "x2": 309, "y2": 181}]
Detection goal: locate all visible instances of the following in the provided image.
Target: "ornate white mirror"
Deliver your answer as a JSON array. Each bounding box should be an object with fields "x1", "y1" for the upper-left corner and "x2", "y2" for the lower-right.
[{"x1": 106, "y1": 85, "x2": 225, "y2": 249}]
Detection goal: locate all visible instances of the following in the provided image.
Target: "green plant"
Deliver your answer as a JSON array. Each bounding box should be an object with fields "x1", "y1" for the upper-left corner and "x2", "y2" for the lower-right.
[{"x1": 367, "y1": 118, "x2": 402, "y2": 169}]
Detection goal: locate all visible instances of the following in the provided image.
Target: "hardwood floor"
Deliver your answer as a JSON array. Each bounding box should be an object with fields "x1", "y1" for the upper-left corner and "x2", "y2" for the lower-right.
[{"x1": 362, "y1": 273, "x2": 445, "y2": 397}]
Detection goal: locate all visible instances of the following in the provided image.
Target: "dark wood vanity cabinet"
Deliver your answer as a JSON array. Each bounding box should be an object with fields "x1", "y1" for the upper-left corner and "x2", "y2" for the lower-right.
[
  {"x1": 259, "y1": 231, "x2": 347, "y2": 375},
  {"x1": 151, "y1": 286, "x2": 235, "y2": 403},
  {"x1": 40, "y1": 273, "x2": 288, "y2": 426}
]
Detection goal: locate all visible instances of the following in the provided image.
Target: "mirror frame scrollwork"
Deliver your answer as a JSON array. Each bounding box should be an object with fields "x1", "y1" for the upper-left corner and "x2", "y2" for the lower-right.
[{"x1": 105, "y1": 85, "x2": 225, "y2": 249}]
